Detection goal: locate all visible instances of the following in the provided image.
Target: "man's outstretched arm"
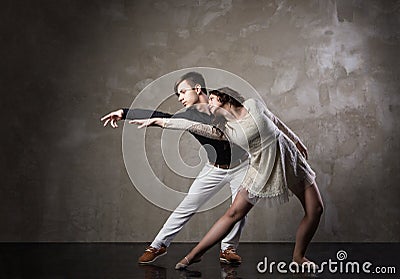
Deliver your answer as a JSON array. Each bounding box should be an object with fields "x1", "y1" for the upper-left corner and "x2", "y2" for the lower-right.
[{"x1": 101, "y1": 108, "x2": 173, "y2": 128}]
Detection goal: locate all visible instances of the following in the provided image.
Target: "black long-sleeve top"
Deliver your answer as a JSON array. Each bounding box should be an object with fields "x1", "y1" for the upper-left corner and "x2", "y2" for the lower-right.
[{"x1": 122, "y1": 107, "x2": 247, "y2": 166}]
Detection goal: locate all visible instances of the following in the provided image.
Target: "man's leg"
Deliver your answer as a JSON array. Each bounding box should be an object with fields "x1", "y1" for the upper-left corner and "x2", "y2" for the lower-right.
[
  {"x1": 151, "y1": 164, "x2": 229, "y2": 248},
  {"x1": 139, "y1": 164, "x2": 229, "y2": 263},
  {"x1": 220, "y1": 162, "x2": 248, "y2": 264},
  {"x1": 176, "y1": 190, "x2": 254, "y2": 269}
]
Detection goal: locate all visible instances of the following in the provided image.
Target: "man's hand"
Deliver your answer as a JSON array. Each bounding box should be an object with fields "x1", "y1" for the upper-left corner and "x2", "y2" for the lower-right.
[
  {"x1": 101, "y1": 109, "x2": 124, "y2": 128},
  {"x1": 129, "y1": 118, "x2": 164, "y2": 129},
  {"x1": 296, "y1": 141, "x2": 309, "y2": 160}
]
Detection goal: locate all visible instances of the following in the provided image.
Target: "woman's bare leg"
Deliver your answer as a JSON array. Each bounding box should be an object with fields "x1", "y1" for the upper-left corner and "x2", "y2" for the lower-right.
[
  {"x1": 178, "y1": 190, "x2": 254, "y2": 266},
  {"x1": 292, "y1": 183, "x2": 324, "y2": 263}
]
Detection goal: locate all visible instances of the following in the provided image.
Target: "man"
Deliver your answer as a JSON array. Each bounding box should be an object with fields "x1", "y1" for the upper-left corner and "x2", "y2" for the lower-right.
[{"x1": 101, "y1": 72, "x2": 249, "y2": 265}]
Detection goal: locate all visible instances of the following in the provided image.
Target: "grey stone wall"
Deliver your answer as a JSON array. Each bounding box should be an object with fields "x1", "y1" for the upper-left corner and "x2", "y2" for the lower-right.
[{"x1": 1, "y1": 0, "x2": 399, "y2": 241}]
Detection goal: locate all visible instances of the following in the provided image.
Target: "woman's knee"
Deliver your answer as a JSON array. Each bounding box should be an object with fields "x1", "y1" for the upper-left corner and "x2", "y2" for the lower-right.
[
  {"x1": 305, "y1": 184, "x2": 324, "y2": 217},
  {"x1": 225, "y1": 207, "x2": 243, "y2": 222},
  {"x1": 314, "y1": 200, "x2": 324, "y2": 216},
  {"x1": 307, "y1": 198, "x2": 324, "y2": 220}
]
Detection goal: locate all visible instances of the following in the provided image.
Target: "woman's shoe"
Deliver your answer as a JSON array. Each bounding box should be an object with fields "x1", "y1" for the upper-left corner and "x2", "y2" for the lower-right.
[{"x1": 175, "y1": 256, "x2": 202, "y2": 270}]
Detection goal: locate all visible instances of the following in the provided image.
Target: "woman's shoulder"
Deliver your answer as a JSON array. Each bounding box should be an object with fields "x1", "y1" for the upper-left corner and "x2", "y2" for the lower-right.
[
  {"x1": 244, "y1": 98, "x2": 266, "y2": 111},
  {"x1": 243, "y1": 98, "x2": 256, "y2": 107}
]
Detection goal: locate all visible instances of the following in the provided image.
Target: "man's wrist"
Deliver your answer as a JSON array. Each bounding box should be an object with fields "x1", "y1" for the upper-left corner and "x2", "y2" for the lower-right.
[{"x1": 121, "y1": 108, "x2": 128, "y2": 119}]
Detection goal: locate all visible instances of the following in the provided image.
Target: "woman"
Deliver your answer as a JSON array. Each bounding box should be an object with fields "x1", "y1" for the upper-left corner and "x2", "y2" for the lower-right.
[{"x1": 131, "y1": 87, "x2": 324, "y2": 269}]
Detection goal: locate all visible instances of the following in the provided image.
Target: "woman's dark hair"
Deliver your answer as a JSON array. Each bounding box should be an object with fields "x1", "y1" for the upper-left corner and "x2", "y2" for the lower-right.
[
  {"x1": 174, "y1": 72, "x2": 208, "y2": 96},
  {"x1": 209, "y1": 87, "x2": 246, "y2": 131},
  {"x1": 209, "y1": 87, "x2": 245, "y2": 107}
]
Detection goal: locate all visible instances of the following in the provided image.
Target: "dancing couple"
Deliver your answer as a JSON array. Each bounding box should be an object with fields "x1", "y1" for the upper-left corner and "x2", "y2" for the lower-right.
[{"x1": 102, "y1": 71, "x2": 324, "y2": 269}]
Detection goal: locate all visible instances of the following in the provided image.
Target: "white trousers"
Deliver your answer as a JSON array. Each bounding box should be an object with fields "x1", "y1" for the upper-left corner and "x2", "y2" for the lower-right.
[{"x1": 151, "y1": 160, "x2": 248, "y2": 251}]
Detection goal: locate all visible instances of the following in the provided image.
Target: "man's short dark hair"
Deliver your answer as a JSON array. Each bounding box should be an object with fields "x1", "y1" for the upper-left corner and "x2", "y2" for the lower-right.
[{"x1": 174, "y1": 72, "x2": 208, "y2": 96}]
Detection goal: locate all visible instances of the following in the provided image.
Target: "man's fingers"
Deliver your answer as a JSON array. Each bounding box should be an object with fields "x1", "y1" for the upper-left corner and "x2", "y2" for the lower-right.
[
  {"x1": 103, "y1": 119, "x2": 110, "y2": 127},
  {"x1": 100, "y1": 113, "x2": 111, "y2": 121},
  {"x1": 111, "y1": 119, "x2": 119, "y2": 128}
]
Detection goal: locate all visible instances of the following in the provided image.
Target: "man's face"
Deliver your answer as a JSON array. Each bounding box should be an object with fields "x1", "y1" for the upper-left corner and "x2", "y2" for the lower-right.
[{"x1": 176, "y1": 80, "x2": 200, "y2": 107}]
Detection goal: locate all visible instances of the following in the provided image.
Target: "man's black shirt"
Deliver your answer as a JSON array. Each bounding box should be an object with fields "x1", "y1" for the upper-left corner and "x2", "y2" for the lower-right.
[{"x1": 122, "y1": 107, "x2": 247, "y2": 165}]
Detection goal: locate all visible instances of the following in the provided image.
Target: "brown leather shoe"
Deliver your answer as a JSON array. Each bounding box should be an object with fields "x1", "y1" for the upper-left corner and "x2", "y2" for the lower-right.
[
  {"x1": 138, "y1": 246, "x2": 167, "y2": 264},
  {"x1": 219, "y1": 246, "x2": 242, "y2": 264}
]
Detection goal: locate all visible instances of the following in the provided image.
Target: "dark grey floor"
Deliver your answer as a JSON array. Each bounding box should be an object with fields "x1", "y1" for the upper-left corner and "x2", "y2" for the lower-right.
[{"x1": 0, "y1": 243, "x2": 398, "y2": 278}]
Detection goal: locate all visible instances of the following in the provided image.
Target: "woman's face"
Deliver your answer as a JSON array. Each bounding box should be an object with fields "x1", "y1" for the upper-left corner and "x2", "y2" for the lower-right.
[{"x1": 208, "y1": 94, "x2": 224, "y2": 115}]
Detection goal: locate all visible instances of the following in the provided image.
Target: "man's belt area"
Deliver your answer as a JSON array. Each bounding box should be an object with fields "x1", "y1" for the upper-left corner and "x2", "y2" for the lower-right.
[{"x1": 210, "y1": 154, "x2": 249, "y2": 169}]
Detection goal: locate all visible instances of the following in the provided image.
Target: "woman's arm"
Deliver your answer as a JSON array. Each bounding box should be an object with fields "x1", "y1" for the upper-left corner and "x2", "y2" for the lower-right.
[
  {"x1": 264, "y1": 108, "x2": 300, "y2": 143},
  {"x1": 129, "y1": 118, "x2": 227, "y2": 141},
  {"x1": 263, "y1": 108, "x2": 309, "y2": 159}
]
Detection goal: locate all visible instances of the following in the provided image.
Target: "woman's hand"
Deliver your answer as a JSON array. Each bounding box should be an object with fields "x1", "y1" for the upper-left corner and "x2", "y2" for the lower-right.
[
  {"x1": 296, "y1": 141, "x2": 309, "y2": 160},
  {"x1": 129, "y1": 118, "x2": 164, "y2": 128}
]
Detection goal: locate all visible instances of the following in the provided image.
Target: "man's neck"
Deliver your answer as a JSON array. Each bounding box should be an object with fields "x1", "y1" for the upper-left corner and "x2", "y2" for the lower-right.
[
  {"x1": 188, "y1": 94, "x2": 210, "y2": 114},
  {"x1": 197, "y1": 93, "x2": 208, "y2": 104}
]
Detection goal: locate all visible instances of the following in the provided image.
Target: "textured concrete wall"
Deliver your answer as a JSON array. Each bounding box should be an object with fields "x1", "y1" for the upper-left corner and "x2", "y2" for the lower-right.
[{"x1": 1, "y1": 0, "x2": 399, "y2": 242}]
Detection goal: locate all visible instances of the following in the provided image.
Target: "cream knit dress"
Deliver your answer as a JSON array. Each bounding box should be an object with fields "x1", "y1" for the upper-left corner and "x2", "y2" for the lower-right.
[{"x1": 164, "y1": 98, "x2": 316, "y2": 205}]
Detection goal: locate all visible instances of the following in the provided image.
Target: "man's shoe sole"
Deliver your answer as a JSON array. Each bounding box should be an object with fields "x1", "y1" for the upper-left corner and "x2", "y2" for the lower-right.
[
  {"x1": 219, "y1": 257, "x2": 242, "y2": 265},
  {"x1": 138, "y1": 251, "x2": 167, "y2": 264}
]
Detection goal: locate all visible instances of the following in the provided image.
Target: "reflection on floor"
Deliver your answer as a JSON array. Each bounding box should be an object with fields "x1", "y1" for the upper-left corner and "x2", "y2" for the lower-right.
[{"x1": 0, "y1": 243, "x2": 398, "y2": 278}]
